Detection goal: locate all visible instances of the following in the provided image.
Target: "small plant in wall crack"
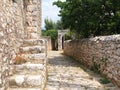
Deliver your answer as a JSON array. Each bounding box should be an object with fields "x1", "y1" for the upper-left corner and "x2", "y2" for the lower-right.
[
  {"x1": 91, "y1": 56, "x2": 101, "y2": 74},
  {"x1": 100, "y1": 57, "x2": 108, "y2": 69},
  {"x1": 13, "y1": 53, "x2": 26, "y2": 65},
  {"x1": 91, "y1": 56, "x2": 109, "y2": 74},
  {"x1": 100, "y1": 78, "x2": 110, "y2": 84},
  {"x1": 91, "y1": 61, "x2": 101, "y2": 74}
]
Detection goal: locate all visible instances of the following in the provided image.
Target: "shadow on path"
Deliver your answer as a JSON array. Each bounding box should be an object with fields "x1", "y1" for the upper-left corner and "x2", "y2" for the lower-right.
[{"x1": 46, "y1": 51, "x2": 119, "y2": 90}]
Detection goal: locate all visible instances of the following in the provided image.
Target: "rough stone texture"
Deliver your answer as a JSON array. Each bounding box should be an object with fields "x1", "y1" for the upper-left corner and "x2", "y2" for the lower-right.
[
  {"x1": 9, "y1": 88, "x2": 41, "y2": 90},
  {"x1": 64, "y1": 35, "x2": 120, "y2": 87},
  {"x1": 25, "y1": 0, "x2": 41, "y2": 39},
  {"x1": 9, "y1": 75, "x2": 43, "y2": 87},
  {"x1": 46, "y1": 51, "x2": 119, "y2": 90},
  {"x1": 19, "y1": 46, "x2": 46, "y2": 53},
  {"x1": 0, "y1": 0, "x2": 43, "y2": 90},
  {"x1": 9, "y1": 39, "x2": 47, "y2": 90},
  {"x1": 0, "y1": 0, "x2": 25, "y2": 89},
  {"x1": 41, "y1": 36, "x2": 52, "y2": 51}
]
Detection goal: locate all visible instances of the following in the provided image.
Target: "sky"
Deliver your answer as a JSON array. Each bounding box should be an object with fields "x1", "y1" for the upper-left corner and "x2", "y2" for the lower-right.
[{"x1": 42, "y1": 0, "x2": 65, "y2": 28}]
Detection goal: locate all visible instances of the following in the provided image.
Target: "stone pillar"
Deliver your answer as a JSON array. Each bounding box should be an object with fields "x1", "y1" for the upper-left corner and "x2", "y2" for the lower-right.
[
  {"x1": 58, "y1": 30, "x2": 68, "y2": 51},
  {"x1": 58, "y1": 34, "x2": 63, "y2": 50},
  {"x1": 25, "y1": 0, "x2": 41, "y2": 39}
]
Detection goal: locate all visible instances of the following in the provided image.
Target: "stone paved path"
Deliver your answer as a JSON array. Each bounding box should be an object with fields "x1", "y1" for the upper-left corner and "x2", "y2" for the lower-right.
[{"x1": 45, "y1": 51, "x2": 119, "y2": 90}]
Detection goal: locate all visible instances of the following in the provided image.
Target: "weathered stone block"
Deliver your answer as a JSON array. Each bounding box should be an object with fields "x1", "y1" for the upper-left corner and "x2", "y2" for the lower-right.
[{"x1": 27, "y1": 5, "x2": 37, "y2": 12}]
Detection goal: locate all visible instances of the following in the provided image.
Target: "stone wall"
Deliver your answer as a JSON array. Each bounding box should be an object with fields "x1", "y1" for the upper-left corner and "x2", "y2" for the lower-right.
[
  {"x1": 64, "y1": 35, "x2": 120, "y2": 87},
  {"x1": 41, "y1": 36, "x2": 52, "y2": 51},
  {"x1": 0, "y1": 0, "x2": 42, "y2": 89},
  {"x1": 26, "y1": 0, "x2": 41, "y2": 39},
  {"x1": 0, "y1": 0, "x2": 25, "y2": 89}
]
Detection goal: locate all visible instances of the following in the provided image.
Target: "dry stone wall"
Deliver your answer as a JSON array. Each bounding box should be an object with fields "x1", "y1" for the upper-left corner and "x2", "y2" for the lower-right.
[
  {"x1": 64, "y1": 35, "x2": 120, "y2": 87},
  {"x1": 0, "y1": 0, "x2": 42, "y2": 89},
  {"x1": 0, "y1": 0, "x2": 25, "y2": 89}
]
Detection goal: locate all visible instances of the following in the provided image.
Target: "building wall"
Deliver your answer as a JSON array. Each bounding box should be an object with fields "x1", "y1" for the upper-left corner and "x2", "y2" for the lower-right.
[
  {"x1": 0, "y1": 0, "x2": 25, "y2": 89},
  {"x1": 0, "y1": 0, "x2": 41, "y2": 89},
  {"x1": 64, "y1": 35, "x2": 120, "y2": 87},
  {"x1": 25, "y1": 0, "x2": 41, "y2": 39},
  {"x1": 41, "y1": 36, "x2": 52, "y2": 51}
]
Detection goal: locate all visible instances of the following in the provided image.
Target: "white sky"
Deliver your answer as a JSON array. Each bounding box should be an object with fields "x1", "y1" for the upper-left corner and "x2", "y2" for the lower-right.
[{"x1": 42, "y1": 0, "x2": 65, "y2": 28}]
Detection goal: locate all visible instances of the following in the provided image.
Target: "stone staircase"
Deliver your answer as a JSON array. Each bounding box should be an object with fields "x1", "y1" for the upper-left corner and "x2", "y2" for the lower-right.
[{"x1": 8, "y1": 39, "x2": 47, "y2": 90}]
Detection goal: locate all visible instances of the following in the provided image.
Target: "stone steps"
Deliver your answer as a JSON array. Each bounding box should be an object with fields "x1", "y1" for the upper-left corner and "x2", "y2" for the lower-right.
[
  {"x1": 14, "y1": 70, "x2": 44, "y2": 75},
  {"x1": 9, "y1": 75, "x2": 44, "y2": 88},
  {"x1": 9, "y1": 63, "x2": 47, "y2": 89},
  {"x1": 21, "y1": 39, "x2": 46, "y2": 47},
  {"x1": 9, "y1": 88, "x2": 41, "y2": 90},
  {"x1": 19, "y1": 46, "x2": 45, "y2": 54},
  {"x1": 24, "y1": 59, "x2": 45, "y2": 64},
  {"x1": 14, "y1": 63, "x2": 45, "y2": 73},
  {"x1": 22, "y1": 53, "x2": 46, "y2": 60},
  {"x1": 9, "y1": 39, "x2": 47, "y2": 90}
]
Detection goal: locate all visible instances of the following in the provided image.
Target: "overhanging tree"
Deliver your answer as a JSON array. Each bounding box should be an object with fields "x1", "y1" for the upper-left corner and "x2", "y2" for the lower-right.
[{"x1": 53, "y1": 0, "x2": 120, "y2": 38}]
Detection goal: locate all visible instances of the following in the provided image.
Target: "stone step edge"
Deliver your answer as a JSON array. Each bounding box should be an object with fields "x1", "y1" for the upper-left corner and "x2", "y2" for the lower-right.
[
  {"x1": 14, "y1": 63, "x2": 45, "y2": 71},
  {"x1": 20, "y1": 46, "x2": 46, "y2": 49},
  {"x1": 9, "y1": 75, "x2": 47, "y2": 88},
  {"x1": 8, "y1": 88, "x2": 41, "y2": 90},
  {"x1": 19, "y1": 46, "x2": 46, "y2": 54},
  {"x1": 23, "y1": 53, "x2": 47, "y2": 60},
  {"x1": 21, "y1": 39, "x2": 47, "y2": 46}
]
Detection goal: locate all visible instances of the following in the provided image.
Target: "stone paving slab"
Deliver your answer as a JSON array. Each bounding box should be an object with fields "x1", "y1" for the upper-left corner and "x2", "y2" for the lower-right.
[
  {"x1": 9, "y1": 75, "x2": 44, "y2": 88},
  {"x1": 9, "y1": 88, "x2": 41, "y2": 90},
  {"x1": 46, "y1": 51, "x2": 119, "y2": 90}
]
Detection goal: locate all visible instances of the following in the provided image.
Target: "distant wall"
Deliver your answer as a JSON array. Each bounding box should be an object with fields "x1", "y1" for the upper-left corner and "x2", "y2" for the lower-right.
[
  {"x1": 64, "y1": 35, "x2": 120, "y2": 87},
  {"x1": 41, "y1": 36, "x2": 52, "y2": 51}
]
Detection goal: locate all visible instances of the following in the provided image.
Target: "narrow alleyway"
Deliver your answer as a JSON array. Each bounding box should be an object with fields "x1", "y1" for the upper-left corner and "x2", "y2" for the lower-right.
[{"x1": 46, "y1": 51, "x2": 119, "y2": 90}]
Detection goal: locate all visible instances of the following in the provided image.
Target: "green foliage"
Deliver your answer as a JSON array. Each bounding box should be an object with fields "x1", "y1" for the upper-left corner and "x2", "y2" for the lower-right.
[
  {"x1": 91, "y1": 62, "x2": 101, "y2": 74},
  {"x1": 43, "y1": 18, "x2": 59, "y2": 41},
  {"x1": 44, "y1": 18, "x2": 63, "y2": 30},
  {"x1": 65, "y1": 34, "x2": 71, "y2": 40},
  {"x1": 53, "y1": 0, "x2": 120, "y2": 38},
  {"x1": 43, "y1": 19, "x2": 61, "y2": 50},
  {"x1": 42, "y1": 29, "x2": 58, "y2": 41},
  {"x1": 55, "y1": 20, "x2": 63, "y2": 30},
  {"x1": 44, "y1": 18, "x2": 55, "y2": 30},
  {"x1": 64, "y1": 30, "x2": 72, "y2": 40},
  {"x1": 100, "y1": 78, "x2": 110, "y2": 84}
]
